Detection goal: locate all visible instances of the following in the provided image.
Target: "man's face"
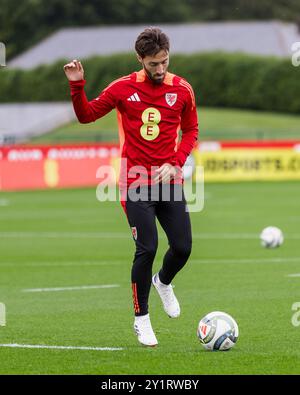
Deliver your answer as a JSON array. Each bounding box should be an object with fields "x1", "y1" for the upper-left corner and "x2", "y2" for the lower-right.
[{"x1": 138, "y1": 50, "x2": 169, "y2": 84}]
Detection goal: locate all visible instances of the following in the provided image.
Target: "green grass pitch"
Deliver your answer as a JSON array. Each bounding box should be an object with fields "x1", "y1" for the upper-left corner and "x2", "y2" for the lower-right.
[{"x1": 0, "y1": 181, "x2": 300, "y2": 374}]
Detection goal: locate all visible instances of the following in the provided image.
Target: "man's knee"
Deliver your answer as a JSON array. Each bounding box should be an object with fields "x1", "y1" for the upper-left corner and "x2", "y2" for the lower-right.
[
  {"x1": 171, "y1": 239, "x2": 192, "y2": 259},
  {"x1": 136, "y1": 243, "x2": 158, "y2": 261}
]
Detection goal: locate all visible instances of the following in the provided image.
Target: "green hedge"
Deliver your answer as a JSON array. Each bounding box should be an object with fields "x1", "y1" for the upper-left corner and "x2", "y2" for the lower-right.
[{"x1": 0, "y1": 52, "x2": 299, "y2": 114}]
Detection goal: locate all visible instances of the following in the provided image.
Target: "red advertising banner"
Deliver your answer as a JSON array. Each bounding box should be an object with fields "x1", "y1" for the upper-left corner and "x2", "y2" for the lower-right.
[
  {"x1": 0, "y1": 143, "x2": 120, "y2": 191},
  {"x1": 1, "y1": 141, "x2": 300, "y2": 190}
]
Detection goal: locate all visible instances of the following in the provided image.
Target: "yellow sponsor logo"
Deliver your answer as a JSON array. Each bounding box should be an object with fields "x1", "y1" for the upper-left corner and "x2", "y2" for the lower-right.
[
  {"x1": 44, "y1": 159, "x2": 59, "y2": 187},
  {"x1": 140, "y1": 107, "x2": 161, "y2": 141},
  {"x1": 193, "y1": 149, "x2": 300, "y2": 182}
]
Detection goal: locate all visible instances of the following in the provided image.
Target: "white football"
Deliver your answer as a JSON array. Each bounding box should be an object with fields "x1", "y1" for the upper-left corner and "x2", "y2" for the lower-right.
[
  {"x1": 197, "y1": 311, "x2": 239, "y2": 351},
  {"x1": 260, "y1": 226, "x2": 283, "y2": 248}
]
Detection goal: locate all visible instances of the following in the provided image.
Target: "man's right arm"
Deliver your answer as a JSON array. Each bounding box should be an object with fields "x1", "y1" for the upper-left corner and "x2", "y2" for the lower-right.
[{"x1": 64, "y1": 59, "x2": 116, "y2": 124}]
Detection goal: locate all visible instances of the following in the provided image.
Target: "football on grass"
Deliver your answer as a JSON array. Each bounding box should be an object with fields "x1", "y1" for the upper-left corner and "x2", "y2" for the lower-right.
[
  {"x1": 197, "y1": 311, "x2": 239, "y2": 351},
  {"x1": 260, "y1": 226, "x2": 283, "y2": 248}
]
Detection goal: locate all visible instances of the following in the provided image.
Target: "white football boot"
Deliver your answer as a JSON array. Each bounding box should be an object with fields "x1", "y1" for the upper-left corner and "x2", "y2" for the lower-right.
[
  {"x1": 152, "y1": 273, "x2": 180, "y2": 318},
  {"x1": 134, "y1": 314, "x2": 158, "y2": 347}
]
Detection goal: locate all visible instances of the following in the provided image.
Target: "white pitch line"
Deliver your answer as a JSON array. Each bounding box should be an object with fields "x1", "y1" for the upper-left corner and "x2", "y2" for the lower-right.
[
  {"x1": 0, "y1": 261, "x2": 124, "y2": 268},
  {"x1": 0, "y1": 343, "x2": 123, "y2": 351},
  {"x1": 0, "y1": 231, "x2": 299, "y2": 240},
  {"x1": 0, "y1": 232, "x2": 130, "y2": 239},
  {"x1": 0, "y1": 231, "x2": 259, "y2": 239},
  {"x1": 22, "y1": 284, "x2": 120, "y2": 293},
  {"x1": 193, "y1": 233, "x2": 258, "y2": 239},
  {"x1": 2, "y1": 257, "x2": 300, "y2": 269},
  {"x1": 191, "y1": 257, "x2": 300, "y2": 264},
  {"x1": 287, "y1": 273, "x2": 300, "y2": 277}
]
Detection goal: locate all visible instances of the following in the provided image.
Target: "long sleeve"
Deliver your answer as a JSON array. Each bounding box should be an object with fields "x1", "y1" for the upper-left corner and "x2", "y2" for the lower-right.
[
  {"x1": 69, "y1": 80, "x2": 116, "y2": 124},
  {"x1": 173, "y1": 86, "x2": 199, "y2": 167}
]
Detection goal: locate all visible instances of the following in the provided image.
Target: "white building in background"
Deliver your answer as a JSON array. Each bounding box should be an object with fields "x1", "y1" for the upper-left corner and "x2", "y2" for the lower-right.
[
  {"x1": 0, "y1": 103, "x2": 75, "y2": 144},
  {"x1": 8, "y1": 21, "x2": 300, "y2": 70}
]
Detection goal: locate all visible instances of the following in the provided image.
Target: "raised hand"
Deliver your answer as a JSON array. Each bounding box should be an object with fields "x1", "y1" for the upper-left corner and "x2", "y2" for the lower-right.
[{"x1": 63, "y1": 59, "x2": 84, "y2": 81}]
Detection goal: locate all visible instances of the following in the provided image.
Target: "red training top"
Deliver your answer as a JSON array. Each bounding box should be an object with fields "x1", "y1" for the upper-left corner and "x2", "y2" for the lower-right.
[{"x1": 69, "y1": 69, "x2": 199, "y2": 190}]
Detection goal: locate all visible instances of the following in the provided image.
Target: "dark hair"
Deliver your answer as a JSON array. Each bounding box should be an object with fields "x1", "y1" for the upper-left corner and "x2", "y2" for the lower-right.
[{"x1": 135, "y1": 27, "x2": 170, "y2": 58}]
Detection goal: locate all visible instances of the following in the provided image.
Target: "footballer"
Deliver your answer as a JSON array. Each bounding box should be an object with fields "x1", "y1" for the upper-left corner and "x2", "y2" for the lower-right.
[{"x1": 64, "y1": 27, "x2": 199, "y2": 347}]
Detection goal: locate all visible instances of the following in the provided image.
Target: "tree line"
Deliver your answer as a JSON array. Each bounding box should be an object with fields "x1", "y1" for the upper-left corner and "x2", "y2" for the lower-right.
[{"x1": 1, "y1": 0, "x2": 300, "y2": 60}]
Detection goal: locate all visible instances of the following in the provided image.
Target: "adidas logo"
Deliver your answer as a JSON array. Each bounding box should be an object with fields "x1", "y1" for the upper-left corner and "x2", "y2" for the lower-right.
[{"x1": 127, "y1": 92, "x2": 141, "y2": 102}]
